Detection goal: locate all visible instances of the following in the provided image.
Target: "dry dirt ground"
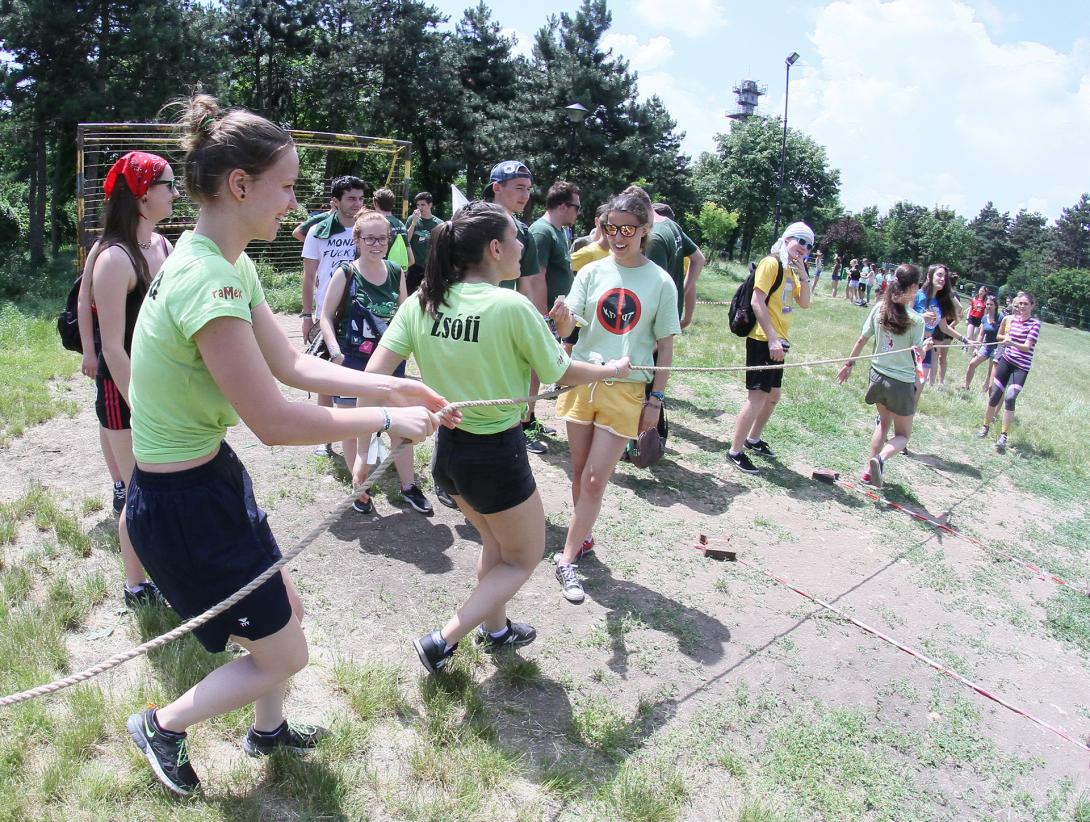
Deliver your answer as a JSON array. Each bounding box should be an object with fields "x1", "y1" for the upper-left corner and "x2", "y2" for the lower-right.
[{"x1": 3, "y1": 311, "x2": 1089, "y2": 820}]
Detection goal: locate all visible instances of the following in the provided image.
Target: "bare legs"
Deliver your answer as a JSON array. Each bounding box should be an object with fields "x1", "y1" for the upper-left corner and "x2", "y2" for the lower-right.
[
  {"x1": 102, "y1": 428, "x2": 148, "y2": 589},
  {"x1": 731, "y1": 387, "x2": 780, "y2": 453},
  {"x1": 559, "y1": 423, "x2": 628, "y2": 565},
  {"x1": 870, "y1": 404, "x2": 913, "y2": 465},
  {"x1": 438, "y1": 492, "x2": 545, "y2": 642}
]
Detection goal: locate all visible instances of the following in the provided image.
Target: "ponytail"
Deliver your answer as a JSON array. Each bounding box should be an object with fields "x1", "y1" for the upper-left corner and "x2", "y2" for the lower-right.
[
  {"x1": 418, "y1": 201, "x2": 511, "y2": 316},
  {"x1": 879, "y1": 263, "x2": 919, "y2": 336}
]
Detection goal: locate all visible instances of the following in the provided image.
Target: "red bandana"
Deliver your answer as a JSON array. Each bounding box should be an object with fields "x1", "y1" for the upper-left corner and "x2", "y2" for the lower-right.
[{"x1": 103, "y1": 151, "x2": 169, "y2": 199}]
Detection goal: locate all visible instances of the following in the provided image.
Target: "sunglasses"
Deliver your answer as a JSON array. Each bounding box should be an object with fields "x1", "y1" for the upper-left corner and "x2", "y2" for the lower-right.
[
  {"x1": 152, "y1": 179, "x2": 179, "y2": 193},
  {"x1": 602, "y1": 223, "x2": 640, "y2": 238},
  {"x1": 791, "y1": 236, "x2": 812, "y2": 249},
  {"x1": 358, "y1": 235, "x2": 389, "y2": 246}
]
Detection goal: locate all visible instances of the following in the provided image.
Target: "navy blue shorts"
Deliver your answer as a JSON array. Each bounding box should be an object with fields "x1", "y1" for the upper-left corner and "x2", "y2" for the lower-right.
[
  {"x1": 334, "y1": 351, "x2": 406, "y2": 405},
  {"x1": 431, "y1": 425, "x2": 535, "y2": 515},
  {"x1": 126, "y1": 442, "x2": 292, "y2": 653}
]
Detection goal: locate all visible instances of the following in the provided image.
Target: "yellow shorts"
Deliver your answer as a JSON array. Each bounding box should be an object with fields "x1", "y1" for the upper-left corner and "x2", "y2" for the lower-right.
[{"x1": 556, "y1": 381, "x2": 646, "y2": 440}]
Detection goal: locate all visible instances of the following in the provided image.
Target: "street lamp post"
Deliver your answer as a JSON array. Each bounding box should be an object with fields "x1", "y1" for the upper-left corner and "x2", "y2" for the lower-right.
[
  {"x1": 772, "y1": 52, "x2": 799, "y2": 239},
  {"x1": 561, "y1": 102, "x2": 589, "y2": 175}
]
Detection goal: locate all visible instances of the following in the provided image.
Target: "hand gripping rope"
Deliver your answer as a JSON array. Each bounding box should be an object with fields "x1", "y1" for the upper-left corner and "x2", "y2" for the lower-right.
[
  {"x1": 0, "y1": 340, "x2": 989, "y2": 708},
  {"x1": 0, "y1": 387, "x2": 572, "y2": 709}
]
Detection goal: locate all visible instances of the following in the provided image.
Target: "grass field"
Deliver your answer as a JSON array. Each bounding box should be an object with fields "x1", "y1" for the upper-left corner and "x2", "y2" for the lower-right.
[{"x1": 0, "y1": 260, "x2": 1088, "y2": 821}]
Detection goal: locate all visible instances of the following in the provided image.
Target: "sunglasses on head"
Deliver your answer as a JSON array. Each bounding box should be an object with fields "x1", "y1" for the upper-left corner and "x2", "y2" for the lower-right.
[
  {"x1": 151, "y1": 179, "x2": 179, "y2": 193},
  {"x1": 602, "y1": 223, "x2": 640, "y2": 238}
]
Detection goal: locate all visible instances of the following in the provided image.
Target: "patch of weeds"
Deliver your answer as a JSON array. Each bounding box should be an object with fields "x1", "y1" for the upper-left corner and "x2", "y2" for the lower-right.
[
  {"x1": 333, "y1": 659, "x2": 410, "y2": 721},
  {"x1": 417, "y1": 665, "x2": 492, "y2": 748},
  {"x1": 492, "y1": 655, "x2": 543, "y2": 689},
  {"x1": 918, "y1": 637, "x2": 974, "y2": 678},
  {"x1": 266, "y1": 748, "x2": 352, "y2": 820},
  {"x1": 594, "y1": 757, "x2": 687, "y2": 822},
  {"x1": 1044, "y1": 588, "x2": 1090, "y2": 656},
  {"x1": 539, "y1": 760, "x2": 592, "y2": 799},
  {"x1": 921, "y1": 690, "x2": 996, "y2": 769},
  {"x1": 566, "y1": 697, "x2": 634, "y2": 761},
  {"x1": 79, "y1": 496, "x2": 104, "y2": 516},
  {"x1": 764, "y1": 705, "x2": 921, "y2": 820},
  {"x1": 0, "y1": 505, "x2": 15, "y2": 545},
  {"x1": 737, "y1": 798, "x2": 800, "y2": 822},
  {"x1": 719, "y1": 750, "x2": 747, "y2": 778},
  {"x1": 0, "y1": 561, "x2": 32, "y2": 605}
]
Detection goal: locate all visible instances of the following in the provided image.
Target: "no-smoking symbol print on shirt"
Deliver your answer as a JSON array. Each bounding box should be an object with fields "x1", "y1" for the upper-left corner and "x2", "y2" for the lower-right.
[{"x1": 596, "y1": 288, "x2": 641, "y2": 335}]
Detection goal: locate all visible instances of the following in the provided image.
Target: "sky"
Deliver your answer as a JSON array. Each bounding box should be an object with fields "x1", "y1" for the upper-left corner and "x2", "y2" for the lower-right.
[{"x1": 429, "y1": 0, "x2": 1090, "y2": 221}]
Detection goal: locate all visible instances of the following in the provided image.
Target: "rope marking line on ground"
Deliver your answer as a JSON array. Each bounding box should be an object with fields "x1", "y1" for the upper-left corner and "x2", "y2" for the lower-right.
[
  {"x1": 733, "y1": 557, "x2": 1090, "y2": 755},
  {"x1": 837, "y1": 478, "x2": 1074, "y2": 589}
]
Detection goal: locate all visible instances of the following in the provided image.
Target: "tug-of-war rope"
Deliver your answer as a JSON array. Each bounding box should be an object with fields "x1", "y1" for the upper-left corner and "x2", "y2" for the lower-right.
[{"x1": 0, "y1": 339, "x2": 1027, "y2": 714}]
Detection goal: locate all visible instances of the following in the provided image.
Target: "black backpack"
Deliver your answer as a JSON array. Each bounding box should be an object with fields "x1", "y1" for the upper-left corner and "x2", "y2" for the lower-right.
[
  {"x1": 57, "y1": 276, "x2": 83, "y2": 353},
  {"x1": 728, "y1": 257, "x2": 784, "y2": 337}
]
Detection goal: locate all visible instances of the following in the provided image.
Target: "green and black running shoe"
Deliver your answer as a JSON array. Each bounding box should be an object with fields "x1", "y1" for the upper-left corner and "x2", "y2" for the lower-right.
[
  {"x1": 127, "y1": 708, "x2": 200, "y2": 795},
  {"x1": 243, "y1": 720, "x2": 328, "y2": 757}
]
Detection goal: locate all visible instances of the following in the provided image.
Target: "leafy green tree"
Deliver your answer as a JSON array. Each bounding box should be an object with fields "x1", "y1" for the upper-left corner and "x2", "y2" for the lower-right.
[
  {"x1": 695, "y1": 202, "x2": 738, "y2": 257},
  {"x1": 880, "y1": 201, "x2": 929, "y2": 263},
  {"x1": 965, "y1": 201, "x2": 1016, "y2": 280},
  {"x1": 820, "y1": 216, "x2": 864, "y2": 258},
  {"x1": 916, "y1": 207, "x2": 973, "y2": 270},
  {"x1": 1051, "y1": 193, "x2": 1090, "y2": 269}
]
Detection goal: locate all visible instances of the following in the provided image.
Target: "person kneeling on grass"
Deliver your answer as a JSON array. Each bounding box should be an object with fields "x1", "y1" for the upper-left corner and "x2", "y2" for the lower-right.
[
  {"x1": 836, "y1": 264, "x2": 929, "y2": 488},
  {"x1": 550, "y1": 189, "x2": 680, "y2": 604},
  {"x1": 365, "y1": 201, "x2": 630, "y2": 673},
  {"x1": 123, "y1": 95, "x2": 448, "y2": 795}
]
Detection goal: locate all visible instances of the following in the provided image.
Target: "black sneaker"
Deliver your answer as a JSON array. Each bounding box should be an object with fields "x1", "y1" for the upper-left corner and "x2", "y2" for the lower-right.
[
  {"x1": 524, "y1": 430, "x2": 548, "y2": 455},
  {"x1": 728, "y1": 450, "x2": 759, "y2": 474},
  {"x1": 127, "y1": 709, "x2": 200, "y2": 795},
  {"x1": 474, "y1": 618, "x2": 537, "y2": 653},
  {"x1": 436, "y1": 488, "x2": 457, "y2": 509},
  {"x1": 401, "y1": 484, "x2": 434, "y2": 515},
  {"x1": 352, "y1": 494, "x2": 374, "y2": 515},
  {"x1": 414, "y1": 630, "x2": 458, "y2": 674},
  {"x1": 124, "y1": 581, "x2": 165, "y2": 609},
  {"x1": 112, "y1": 481, "x2": 126, "y2": 515},
  {"x1": 744, "y1": 438, "x2": 776, "y2": 457},
  {"x1": 995, "y1": 433, "x2": 1008, "y2": 453},
  {"x1": 242, "y1": 720, "x2": 328, "y2": 757}
]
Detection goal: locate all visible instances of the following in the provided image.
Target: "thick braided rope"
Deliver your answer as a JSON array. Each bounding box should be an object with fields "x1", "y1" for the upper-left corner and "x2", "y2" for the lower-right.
[
  {"x1": 0, "y1": 387, "x2": 571, "y2": 709},
  {"x1": 635, "y1": 341, "x2": 977, "y2": 373}
]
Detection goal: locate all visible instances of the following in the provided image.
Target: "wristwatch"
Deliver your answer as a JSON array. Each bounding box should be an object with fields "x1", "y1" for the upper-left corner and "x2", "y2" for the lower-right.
[{"x1": 649, "y1": 390, "x2": 666, "y2": 402}]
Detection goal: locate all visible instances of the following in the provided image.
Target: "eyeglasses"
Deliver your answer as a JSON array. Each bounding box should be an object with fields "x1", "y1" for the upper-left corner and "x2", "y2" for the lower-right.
[
  {"x1": 567, "y1": 201, "x2": 581, "y2": 210},
  {"x1": 602, "y1": 223, "x2": 640, "y2": 237},
  {"x1": 791, "y1": 236, "x2": 812, "y2": 249},
  {"x1": 358, "y1": 235, "x2": 389, "y2": 246},
  {"x1": 152, "y1": 179, "x2": 179, "y2": 193}
]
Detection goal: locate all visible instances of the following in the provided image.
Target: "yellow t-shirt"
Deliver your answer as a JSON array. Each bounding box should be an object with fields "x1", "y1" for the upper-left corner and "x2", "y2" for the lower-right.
[
  {"x1": 570, "y1": 242, "x2": 609, "y2": 272},
  {"x1": 748, "y1": 256, "x2": 802, "y2": 343}
]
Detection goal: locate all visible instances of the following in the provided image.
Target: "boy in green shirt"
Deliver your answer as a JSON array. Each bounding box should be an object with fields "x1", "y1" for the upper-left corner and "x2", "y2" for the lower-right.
[{"x1": 405, "y1": 190, "x2": 443, "y2": 293}]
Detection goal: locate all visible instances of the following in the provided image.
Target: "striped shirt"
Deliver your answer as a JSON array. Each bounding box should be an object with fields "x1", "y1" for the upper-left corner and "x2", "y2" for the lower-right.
[{"x1": 1002, "y1": 315, "x2": 1040, "y2": 370}]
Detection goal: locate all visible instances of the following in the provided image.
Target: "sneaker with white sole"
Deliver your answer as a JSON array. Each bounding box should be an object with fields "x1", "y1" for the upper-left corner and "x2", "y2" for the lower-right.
[
  {"x1": 995, "y1": 432, "x2": 1008, "y2": 452},
  {"x1": 976, "y1": 424, "x2": 990, "y2": 439},
  {"x1": 414, "y1": 629, "x2": 458, "y2": 674},
  {"x1": 112, "y1": 481, "x2": 126, "y2": 515},
  {"x1": 867, "y1": 455, "x2": 884, "y2": 488},
  {"x1": 744, "y1": 438, "x2": 776, "y2": 457},
  {"x1": 474, "y1": 619, "x2": 537, "y2": 653},
  {"x1": 242, "y1": 720, "x2": 327, "y2": 757},
  {"x1": 436, "y1": 488, "x2": 457, "y2": 509},
  {"x1": 728, "y1": 450, "x2": 759, "y2": 474},
  {"x1": 555, "y1": 562, "x2": 585, "y2": 603},
  {"x1": 352, "y1": 495, "x2": 375, "y2": 515},
  {"x1": 127, "y1": 709, "x2": 200, "y2": 795},
  {"x1": 401, "y1": 484, "x2": 433, "y2": 515}
]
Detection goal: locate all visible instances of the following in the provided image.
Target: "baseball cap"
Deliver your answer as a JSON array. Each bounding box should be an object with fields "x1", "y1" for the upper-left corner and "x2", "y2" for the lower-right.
[{"x1": 489, "y1": 160, "x2": 532, "y2": 184}]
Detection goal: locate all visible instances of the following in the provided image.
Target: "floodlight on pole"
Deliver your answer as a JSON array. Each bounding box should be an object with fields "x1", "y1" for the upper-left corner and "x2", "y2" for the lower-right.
[
  {"x1": 560, "y1": 103, "x2": 590, "y2": 175},
  {"x1": 773, "y1": 52, "x2": 800, "y2": 238}
]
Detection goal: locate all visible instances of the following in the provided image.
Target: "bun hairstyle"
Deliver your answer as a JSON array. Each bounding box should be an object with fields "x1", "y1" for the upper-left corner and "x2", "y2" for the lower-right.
[
  {"x1": 879, "y1": 263, "x2": 919, "y2": 336},
  {"x1": 420, "y1": 201, "x2": 510, "y2": 317},
  {"x1": 174, "y1": 94, "x2": 293, "y2": 204}
]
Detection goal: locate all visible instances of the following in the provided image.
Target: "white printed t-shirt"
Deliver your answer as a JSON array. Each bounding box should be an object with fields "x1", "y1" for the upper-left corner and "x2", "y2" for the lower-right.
[{"x1": 302, "y1": 217, "x2": 357, "y2": 314}]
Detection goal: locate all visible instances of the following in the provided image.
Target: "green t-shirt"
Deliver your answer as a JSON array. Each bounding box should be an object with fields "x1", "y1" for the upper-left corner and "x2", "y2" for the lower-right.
[
  {"x1": 380, "y1": 282, "x2": 570, "y2": 434},
  {"x1": 645, "y1": 218, "x2": 699, "y2": 318},
  {"x1": 500, "y1": 217, "x2": 540, "y2": 291},
  {"x1": 861, "y1": 302, "x2": 925, "y2": 384},
  {"x1": 297, "y1": 209, "x2": 332, "y2": 236},
  {"x1": 566, "y1": 256, "x2": 681, "y2": 383},
  {"x1": 336, "y1": 260, "x2": 402, "y2": 350},
  {"x1": 529, "y1": 216, "x2": 572, "y2": 308},
  {"x1": 130, "y1": 231, "x2": 265, "y2": 463},
  {"x1": 407, "y1": 214, "x2": 442, "y2": 267}
]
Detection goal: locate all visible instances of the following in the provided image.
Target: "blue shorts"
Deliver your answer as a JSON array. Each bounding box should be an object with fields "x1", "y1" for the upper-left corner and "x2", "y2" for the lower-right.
[
  {"x1": 126, "y1": 442, "x2": 291, "y2": 653},
  {"x1": 334, "y1": 351, "x2": 406, "y2": 406}
]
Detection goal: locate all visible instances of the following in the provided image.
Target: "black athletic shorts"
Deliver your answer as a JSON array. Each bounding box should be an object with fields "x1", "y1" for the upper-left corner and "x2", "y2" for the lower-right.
[
  {"x1": 406, "y1": 263, "x2": 425, "y2": 296},
  {"x1": 126, "y1": 442, "x2": 292, "y2": 653},
  {"x1": 95, "y1": 372, "x2": 131, "y2": 430},
  {"x1": 745, "y1": 337, "x2": 785, "y2": 393},
  {"x1": 431, "y1": 425, "x2": 536, "y2": 515}
]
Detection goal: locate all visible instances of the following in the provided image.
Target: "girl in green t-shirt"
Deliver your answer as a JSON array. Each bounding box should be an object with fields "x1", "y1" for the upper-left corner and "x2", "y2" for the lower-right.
[
  {"x1": 367, "y1": 201, "x2": 630, "y2": 674},
  {"x1": 836, "y1": 264, "x2": 929, "y2": 488},
  {"x1": 124, "y1": 95, "x2": 452, "y2": 796}
]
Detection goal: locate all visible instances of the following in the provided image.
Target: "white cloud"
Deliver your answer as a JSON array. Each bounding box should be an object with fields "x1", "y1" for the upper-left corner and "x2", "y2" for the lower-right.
[
  {"x1": 789, "y1": 0, "x2": 1090, "y2": 219},
  {"x1": 632, "y1": 0, "x2": 727, "y2": 35},
  {"x1": 601, "y1": 32, "x2": 675, "y2": 73},
  {"x1": 501, "y1": 26, "x2": 534, "y2": 59}
]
